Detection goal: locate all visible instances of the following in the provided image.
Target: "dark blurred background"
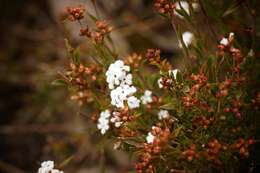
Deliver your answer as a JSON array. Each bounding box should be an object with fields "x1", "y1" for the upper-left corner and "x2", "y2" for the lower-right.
[
  {"x1": 1, "y1": 0, "x2": 260, "y2": 172},
  {"x1": 0, "y1": 0, "x2": 181, "y2": 172}
]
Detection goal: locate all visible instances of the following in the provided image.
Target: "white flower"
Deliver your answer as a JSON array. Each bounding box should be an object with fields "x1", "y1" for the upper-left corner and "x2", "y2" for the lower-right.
[
  {"x1": 220, "y1": 37, "x2": 229, "y2": 46},
  {"x1": 97, "y1": 118, "x2": 109, "y2": 134},
  {"x1": 105, "y1": 60, "x2": 131, "y2": 89},
  {"x1": 158, "y1": 78, "x2": 163, "y2": 88},
  {"x1": 169, "y1": 69, "x2": 179, "y2": 79},
  {"x1": 127, "y1": 96, "x2": 140, "y2": 109},
  {"x1": 141, "y1": 90, "x2": 153, "y2": 104},
  {"x1": 110, "y1": 85, "x2": 137, "y2": 108},
  {"x1": 97, "y1": 110, "x2": 111, "y2": 134},
  {"x1": 106, "y1": 60, "x2": 139, "y2": 109},
  {"x1": 220, "y1": 32, "x2": 235, "y2": 46},
  {"x1": 175, "y1": 1, "x2": 200, "y2": 18},
  {"x1": 121, "y1": 73, "x2": 133, "y2": 86},
  {"x1": 181, "y1": 32, "x2": 194, "y2": 47},
  {"x1": 51, "y1": 170, "x2": 64, "y2": 173},
  {"x1": 229, "y1": 32, "x2": 234, "y2": 39},
  {"x1": 115, "y1": 122, "x2": 123, "y2": 128},
  {"x1": 38, "y1": 161, "x2": 63, "y2": 173},
  {"x1": 146, "y1": 132, "x2": 155, "y2": 143},
  {"x1": 175, "y1": 1, "x2": 190, "y2": 18},
  {"x1": 158, "y1": 109, "x2": 169, "y2": 120},
  {"x1": 100, "y1": 110, "x2": 110, "y2": 118}
]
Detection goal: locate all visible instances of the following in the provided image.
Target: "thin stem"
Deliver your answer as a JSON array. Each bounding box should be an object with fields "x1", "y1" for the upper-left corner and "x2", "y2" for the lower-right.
[{"x1": 198, "y1": 0, "x2": 218, "y2": 40}]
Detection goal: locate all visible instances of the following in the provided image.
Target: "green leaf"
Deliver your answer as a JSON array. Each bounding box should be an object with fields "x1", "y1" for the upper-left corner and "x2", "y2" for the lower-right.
[
  {"x1": 64, "y1": 38, "x2": 73, "y2": 54},
  {"x1": 222, "y1": 0, "x2": 244, "y2": 17},
  {"x1": 182, "y1": 85, "x2": 190, "y2": 93},
  {"x1": 51, "y1": 79, "x2": 67, "y2": 86},
  {"x1": 172, "y1": 126, "x2": 183, "y2": 138},
  {"x1": 72, "y1": 48, "x2": 81, "y2": 65},
  {"x1": 59, "y1": 155, "x2": 74, "y2": 168},
  {"x1": 175, "y1": 3, "x2": 191, "y2": 23},
  {"x1": 123, "y1": 139, "x2": 142, "y2": 148},
  {"x1": 201, "y1": 0, "x2": 220, "y2": 21},
  {"x1": 86, "y1": 11, "x2": 98, "y2": 22},
  {"x1": 210, "y1": 84, "x2": 218, "y2": 95},
  {"x1": 160, "y1": 102, "x2": 175, "y2": 110}
]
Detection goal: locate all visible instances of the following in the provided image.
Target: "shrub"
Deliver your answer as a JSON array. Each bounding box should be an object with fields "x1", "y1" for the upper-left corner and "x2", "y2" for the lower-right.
[{"x1": 51, "y1": 1, "x2": 259, "y2": 173}]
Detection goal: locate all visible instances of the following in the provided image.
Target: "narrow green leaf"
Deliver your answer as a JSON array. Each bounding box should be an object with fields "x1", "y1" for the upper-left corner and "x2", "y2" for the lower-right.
[
  {"x1": 86, "y1": 11, "x2": 98, "y2": 22},
  {"x1": 222, "y1": 0, "x2": 244, "y2": 17},
  {"x1": 51, "y1": 79, "x2": 67, "y2": 86},
  {"x1": 160, "y1": 102, "x2": 175, "y2": 110},
  {"x1": 72, "y1": 48, "x2": 81, "y2": 65}
]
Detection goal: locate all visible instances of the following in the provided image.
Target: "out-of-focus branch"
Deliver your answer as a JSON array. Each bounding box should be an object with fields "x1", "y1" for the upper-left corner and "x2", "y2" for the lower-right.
[
  {"x1": 0, "y1": 160, "x2": 26, "y2": 173},
  {"x1": 0, "y1": 124, "x2": 82, "y2": 134}
]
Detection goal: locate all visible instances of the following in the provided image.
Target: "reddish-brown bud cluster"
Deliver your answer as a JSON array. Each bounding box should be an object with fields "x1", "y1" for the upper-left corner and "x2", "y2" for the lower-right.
[
  {"x1": 135, "y1": 126, "x2": 170, "y2": 173},
  {"x1": 154, "y1": 0, "x2": 176, "y2": 16},
  {"x1": 224, "y1": 99, "x2": 242, "y2": 118},
  {"x1": 92, "y1": 20, "x2": 112, "y2": 43},
  {"x1": 134, "y1": 153, "x2": 154, "y2": 173},
  {"x1": 192, "y1": 116, "x2": 214, "y2": 129},
  {"x1": 204, "y1": 139, "x2": 224, "y2": 165},
  {"x1": 70, "y1": 90, "x2": 92, "y2": 106},
  {"x1": 96, "y1": 20, "x2": 112, "y2": 34},
  {"x1": 190, "y1": 73, "x2": 208, "y2": 86},
  {"x1": 182, "y1": 96, "x2": 198, "y2": 108},
  {"x1": 230, "y1": 47, "x2": 243, "y2": 65},
  {"x1": 159, "y1": 77, "x2": 175, "y2": 89},
  {"x1": 231, "y1": 138, "x2": 254, "y2": 157},
  {"x1": 118, "y1": 127, "x2": 137, "y2": 137},
  {"x1": 65, "y1": 63, "x2": 102, "y2": 105},
  {"x1": 145, "y1": 49, "x2": 172, "y2": 71},
  {"x1": 67, "y1": 5, "x2": 85, "y2": 21},
  {"x1": 181, "y1": 144, "x2": 200, "y2": 161},
  {"x1": 111, "y1": 108, "x2": 136, "y2": 129},
  {"x1": 146, "y1": 48, "x2": 161, "y2": 63},
  {"x1": 217, "y1": 36, "x2": 244, "y2": 77},
  {"x1": 182, "y1": 73, "x2": 208, "y2": 108},
  {"x1": 69, "y1": 63, "x2": 101, "y2": 83},
  {"x1": 79, "y1": 20, "x2": 112, "y2": 43},
  {"x1": 80, "y1": 27, "x2": 91, "y2": 38},
  {"x1": 216, "y1": 79, "x2": 232, "y2": 98},
  {"x1": 200, "y1": 102, "x2": 214, "y2": 112},
  {"x1": 124, "y1": 53, "x2": 143, "y2": 68}
]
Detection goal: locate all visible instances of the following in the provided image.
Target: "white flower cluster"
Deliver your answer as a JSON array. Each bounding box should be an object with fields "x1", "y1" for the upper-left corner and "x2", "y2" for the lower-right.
[
  {"x1": 158, "y1": 109, "x2": 169, "y2": 120},
  {"x1": 220, "y1": 32, "x2": 234, "y2": 46},
  {"x1": 106, "y1": 60, "x2": 140, "y2": 109},
  {"x1": 106, "y1": 60, "x2": 132, "y2": 89},
  {"x1": 38, "y1": 161, "x2": 63, "y2": 173},
  {"x1": 97, "y1": 110, "x2": 111, "y2": 135},
  {"x1": 158, "y1": 69, "x2": 179, "y2": 88},
  {"x1": 140, "y1": 90, "x2": 153, "y2": 104}
]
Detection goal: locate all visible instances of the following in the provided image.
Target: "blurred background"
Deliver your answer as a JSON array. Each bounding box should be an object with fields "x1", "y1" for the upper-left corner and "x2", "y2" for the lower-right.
[
  {"x1": 1, "y1": 0, "x2": 260, "y2": 173},
  {"x1": 0, "y1": 0, "x2": 182, "y2": 173}
]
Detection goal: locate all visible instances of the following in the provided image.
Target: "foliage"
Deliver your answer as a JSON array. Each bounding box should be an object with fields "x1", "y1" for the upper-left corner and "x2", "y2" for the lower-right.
[{"x1": 54, "y1": 1, "x2": 259, "y2": 173}]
